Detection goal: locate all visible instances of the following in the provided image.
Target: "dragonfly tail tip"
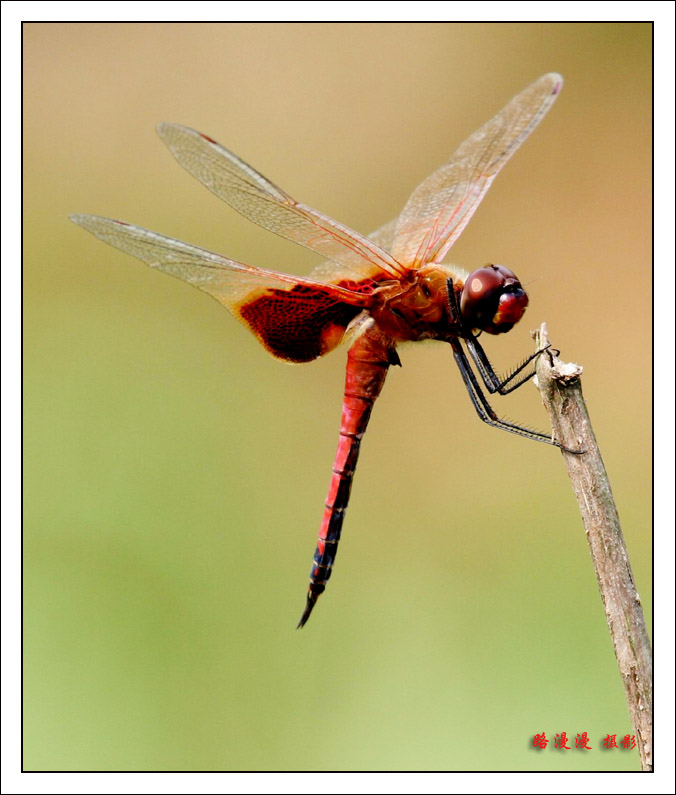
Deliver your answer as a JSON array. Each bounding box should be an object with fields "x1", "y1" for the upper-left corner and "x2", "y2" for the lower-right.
[{"x1": 296, "y1": 592, "x2": 319, "y2": 629}]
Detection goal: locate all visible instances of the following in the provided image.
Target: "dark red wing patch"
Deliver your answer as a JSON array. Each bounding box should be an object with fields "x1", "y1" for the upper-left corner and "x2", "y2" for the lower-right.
[{"x1": 238, "y1": 284, "x2": 365, "y2": 363}]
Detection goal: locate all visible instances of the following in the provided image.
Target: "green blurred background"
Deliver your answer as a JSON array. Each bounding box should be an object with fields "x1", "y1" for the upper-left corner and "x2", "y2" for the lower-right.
[{"x1": 24, "y1": 23, "x2": 651, "y2": 771}]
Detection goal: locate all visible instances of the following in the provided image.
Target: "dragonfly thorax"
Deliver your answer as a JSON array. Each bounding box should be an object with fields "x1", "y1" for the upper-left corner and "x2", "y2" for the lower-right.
[{"x1": 371, "y1": 266, "x2": 460, "y2": 342}]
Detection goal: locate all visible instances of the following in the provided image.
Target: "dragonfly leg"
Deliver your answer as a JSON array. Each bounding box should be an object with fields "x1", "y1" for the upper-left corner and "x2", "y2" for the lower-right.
[
  {"x1": 450, "y1": 338, "x2": 579, "y2": 451},
  {"x1": 465, "y1": 334, "x2": 551, "y2": 395}
]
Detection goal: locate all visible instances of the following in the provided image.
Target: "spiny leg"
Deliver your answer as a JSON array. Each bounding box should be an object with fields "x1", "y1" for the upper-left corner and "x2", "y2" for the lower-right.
[
  {"x1": 450, "y1": 338, "x2": 579, "y2": 451},
  {"x1": 465, "y1": 334, "x2": 552, "y2": 394}
]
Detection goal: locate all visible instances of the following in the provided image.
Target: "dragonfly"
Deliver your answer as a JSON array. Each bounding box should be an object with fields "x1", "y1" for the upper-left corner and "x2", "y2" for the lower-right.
[{"x1": 72, "y1": 72, "x2": 572, "y2": 628}]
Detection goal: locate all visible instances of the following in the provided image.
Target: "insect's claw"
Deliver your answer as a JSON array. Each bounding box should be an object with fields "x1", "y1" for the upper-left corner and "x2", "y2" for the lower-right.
[{"x1": 561, "y1": 443, "x2": 586, "y2": 455}]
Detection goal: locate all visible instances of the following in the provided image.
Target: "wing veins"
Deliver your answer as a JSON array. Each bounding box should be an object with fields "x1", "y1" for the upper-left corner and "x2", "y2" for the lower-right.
[
  {"x1": 391, "y1": 73, "x2": 563, "y2": 268},
  {"x1": 157, "y1": 123, "x2": 406, "y2": 281}
]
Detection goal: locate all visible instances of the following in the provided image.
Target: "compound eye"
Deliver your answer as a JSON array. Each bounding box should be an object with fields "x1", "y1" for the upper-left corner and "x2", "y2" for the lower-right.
[{"x1": 459, "y1": 265, "x2": 528, "y2": 334}]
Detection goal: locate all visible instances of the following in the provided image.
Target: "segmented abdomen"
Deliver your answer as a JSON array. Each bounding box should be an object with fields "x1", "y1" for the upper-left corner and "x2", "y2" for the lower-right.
[{"x1": 297, "y1": 332, "x2": 393, "y2": 627}]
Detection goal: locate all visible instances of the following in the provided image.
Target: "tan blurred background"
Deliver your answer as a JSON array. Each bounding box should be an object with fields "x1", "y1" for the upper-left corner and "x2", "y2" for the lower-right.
[{"x1": 24, "y1": 23, "x2": 651, "y2": 771}]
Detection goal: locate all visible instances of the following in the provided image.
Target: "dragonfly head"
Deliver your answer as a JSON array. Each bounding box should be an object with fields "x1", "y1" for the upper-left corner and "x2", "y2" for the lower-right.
[{"x1": 459, "y1": 264, "x2": 528, "y2": 335}]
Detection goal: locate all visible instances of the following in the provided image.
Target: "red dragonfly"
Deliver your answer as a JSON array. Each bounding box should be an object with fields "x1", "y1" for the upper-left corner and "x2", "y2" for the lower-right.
[{"x1": 72, "y1": 73, "x2": 569, "y2": 628}]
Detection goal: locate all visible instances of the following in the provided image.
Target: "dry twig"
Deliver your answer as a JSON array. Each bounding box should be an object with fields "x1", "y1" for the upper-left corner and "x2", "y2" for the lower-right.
[{"x1": 533, "y1": 323, "x2": 652, "y2": 771}]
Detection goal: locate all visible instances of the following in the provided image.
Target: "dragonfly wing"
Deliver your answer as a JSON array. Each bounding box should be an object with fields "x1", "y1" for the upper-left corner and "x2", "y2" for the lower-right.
[
  {"x1": 390, "y1": 73, "x2": 563, "y2": 268},
  {"x1": 156, "y1": 124, "x2": 406, "y2": 281},
  {"x1": 308, "y1": 217, "x2": 400, "y2": 283},
  {"x1": 71, "y1": 214, "x2": 370, "y2": 363},
  {"x1": 366, "y1": 217, "x2": 399, "y2": 251}
]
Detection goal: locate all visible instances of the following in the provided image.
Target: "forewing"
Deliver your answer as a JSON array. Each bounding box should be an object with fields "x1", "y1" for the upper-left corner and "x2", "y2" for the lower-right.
[
  {"x1": 309, "y1": 217, "x2": 400, "y2": 283},
  {"x1": 156, "y1": 123, "x2": 405, "y2": 281},
  {"x1": 70, "y1": 214, "x2": 370, "y2": 363},
  {"x1": 390, "y1": 73, "x2": 563, "y2": 269}
]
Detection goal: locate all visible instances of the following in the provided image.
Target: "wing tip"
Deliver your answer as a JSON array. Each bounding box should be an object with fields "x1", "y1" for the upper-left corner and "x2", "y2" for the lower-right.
[
  {"x1": 157, "y1": 121, "x2": 221, "y2": 152},
  {"x1": 70, "y1": 212, "x2": 100, "y2": 230},
  {"x1": 156, "y1": 121, "x2": 197, "y2": 143},
  {"x1": 156, "y1": 121, "x2": 172, "y2": 137},
  {"x1": 542, "y1": 72, "x2": 564, "y2": 95},
  {"x1": 70, "y1": 214, "x2": 127, "y2": 231},
  {"x1": 156, "y1": 121, "x2": 180, "y2": 142}
]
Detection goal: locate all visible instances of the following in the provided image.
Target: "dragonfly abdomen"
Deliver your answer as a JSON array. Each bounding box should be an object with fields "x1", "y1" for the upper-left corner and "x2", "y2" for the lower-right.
[{"x1": 297, "y1": 333, "x2": 393, "y2": 628}]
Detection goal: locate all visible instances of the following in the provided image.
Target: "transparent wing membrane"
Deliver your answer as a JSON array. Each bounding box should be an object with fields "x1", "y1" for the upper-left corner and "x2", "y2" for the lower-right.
[
  {"x1": 391, "y1": 73, "x2": 563, "y2": 268},
  {"x1": 156, "y1": 123, "x2": 406, "y2": 281},
  {"x1": 70, "y1": 215, "x2": 370, "y2": 362}
]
